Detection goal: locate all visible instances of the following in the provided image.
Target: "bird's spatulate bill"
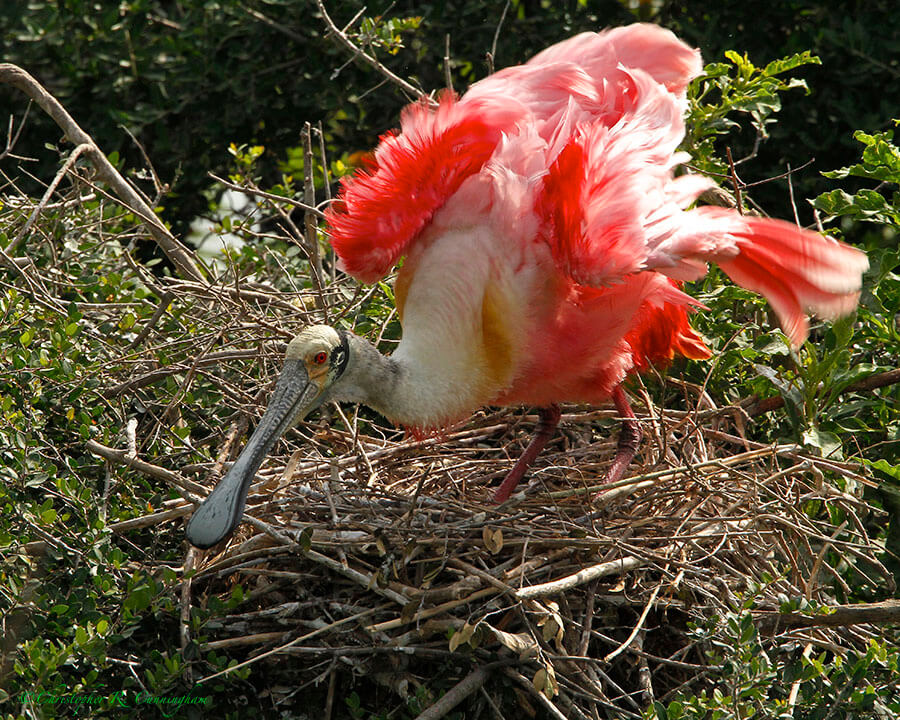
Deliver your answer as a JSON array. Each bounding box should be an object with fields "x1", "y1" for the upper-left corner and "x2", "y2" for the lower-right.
[{"x1": 186, "y1": 359, "x2": 323, "y2": 549}]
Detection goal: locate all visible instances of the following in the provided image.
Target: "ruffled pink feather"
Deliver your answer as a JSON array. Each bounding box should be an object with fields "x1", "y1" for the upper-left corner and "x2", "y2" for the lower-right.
[{"x1": 327, "y1": 22, "x2": 867, "y2": 358}]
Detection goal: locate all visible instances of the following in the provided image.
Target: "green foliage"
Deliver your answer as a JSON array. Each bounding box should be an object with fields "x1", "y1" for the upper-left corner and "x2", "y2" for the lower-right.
[
  {"x1": 815, "y1": 125, "x2": 900, "y2": 225},
  {"x1": 687, "y1": 50, "x2": 821, "y2": 175},
  {"x1": 2, "y1": 3, "x2": 898, "y2": 718},
  {"x1": 649, "y1": 598, "x2": 900, "y2": 720},
  {"x1": 355, "y1": 14, "x2": 422, "y2": 55},
  {"x1": 681, "y1": 70, "x2": 899, "y2": 475}
]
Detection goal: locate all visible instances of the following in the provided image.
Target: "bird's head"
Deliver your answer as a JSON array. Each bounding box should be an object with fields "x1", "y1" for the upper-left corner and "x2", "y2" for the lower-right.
[
  {"x1": 284, "y1": 325, "x2": 352, "y2": 410},
  {"x1": 186, "y1": 325, "x2": 351, "y2": 549}
]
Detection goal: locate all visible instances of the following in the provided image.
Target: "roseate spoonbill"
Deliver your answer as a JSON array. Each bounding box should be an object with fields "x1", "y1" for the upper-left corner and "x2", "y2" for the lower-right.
[{"x1": 186, "y1": 23, "x2": 867, "y2": 550}]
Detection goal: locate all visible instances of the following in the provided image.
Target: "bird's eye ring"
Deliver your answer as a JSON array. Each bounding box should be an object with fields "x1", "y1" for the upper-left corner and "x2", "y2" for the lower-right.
[{"x1": 313, "y1": 351, "x2": 328, "y2": 365}]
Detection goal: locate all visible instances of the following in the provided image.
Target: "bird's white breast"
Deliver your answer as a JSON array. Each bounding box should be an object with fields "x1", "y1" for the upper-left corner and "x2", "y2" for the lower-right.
[{"x1": 388, "y1": 220, "x2": 542, "y2": 429}]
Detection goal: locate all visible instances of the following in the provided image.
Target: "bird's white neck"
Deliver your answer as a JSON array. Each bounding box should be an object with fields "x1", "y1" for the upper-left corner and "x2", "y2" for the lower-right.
[{"x1": 332, "y1": 333, "x2": 480, "y2": 431}]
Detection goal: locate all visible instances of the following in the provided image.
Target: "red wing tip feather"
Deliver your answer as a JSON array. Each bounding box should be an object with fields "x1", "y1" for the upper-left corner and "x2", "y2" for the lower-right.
[
  {"x1": 326, "y1": 94, "x2": 528, "y2": 284},
  {"x1": 715, "y1": 216, "x2": 867, "y2": 348}
]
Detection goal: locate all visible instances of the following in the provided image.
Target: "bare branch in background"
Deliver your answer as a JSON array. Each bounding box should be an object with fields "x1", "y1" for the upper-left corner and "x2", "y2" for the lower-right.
[{"x1": 0, "y1": 63, "x2": 206, "y2": 282}]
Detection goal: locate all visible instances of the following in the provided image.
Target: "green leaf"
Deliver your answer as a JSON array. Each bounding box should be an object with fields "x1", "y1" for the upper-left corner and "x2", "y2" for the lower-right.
[
  {"x1": 75, "y1": 626, "x2": 88, "y2": 645},
  {"x1": 119, "y1": 312, "x2": 136, "y2": 330},
  {"x1": 865, "y1": 458, "x2": 900, "y2": 482},
  {"x1": 802, "y1": 428, "x2": 842, "y2": 458},
  {"x1": 761, "y1": 51, "x2": 821, "y2": 77}
]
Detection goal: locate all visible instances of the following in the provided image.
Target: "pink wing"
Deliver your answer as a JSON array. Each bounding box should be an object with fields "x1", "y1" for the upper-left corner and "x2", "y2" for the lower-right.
[
  {"x1": 327, "y1": 24, "x2": 702, "y2": 285},
  {"x1": 524, "y1": 23, "x2": 702, "y2": 97},
  {"x1": 326, "y1": 94, "x2": 527, "y2": 283},
  {"x1": 535, "y1": 37, "x2": 867, "y2": 348},
  {"x1": 327, "y1": 22, "x2": 866, "y2": 349},
  {"x1": 539, "y1": 66, "x2": 689, "y2": 284},
  {"x1": 658, "y1": 207, "x2": 869, "y2": 345}
]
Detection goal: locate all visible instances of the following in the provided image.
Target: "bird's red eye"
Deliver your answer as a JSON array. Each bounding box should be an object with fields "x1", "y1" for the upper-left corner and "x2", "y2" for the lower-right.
[{"x1": 313, "y1": 351, "x2": 328, "y2": 365}]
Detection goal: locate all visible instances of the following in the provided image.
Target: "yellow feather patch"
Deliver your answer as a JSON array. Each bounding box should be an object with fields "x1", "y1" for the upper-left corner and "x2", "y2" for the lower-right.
[
  {"x1": 393, "y1": 257, "x2": 417, "y2": 324},
  {"x1": 480, "y1": 281, "x2": 515, "y2": 390}
]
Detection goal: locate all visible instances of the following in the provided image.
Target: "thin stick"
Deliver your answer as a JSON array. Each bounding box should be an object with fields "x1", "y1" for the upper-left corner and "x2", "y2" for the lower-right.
[
  {"x1": 85, "y1": 439, "x2": 208, "y2": 495},
  {"x1": 0, "y1": 64, "x2": 205, "y2": 282},
  {"x1": 515, "y1": 556, "x2": 644, "y2": 600},
  {"x1": 304, "y1": 547, "x2": 411, "y2": 605},
  {"x1": 180, "y1": 549, "x2": 196, "y2": 682},
  {"x1": 725, "y1": 146, "x2": 743, "y2": 215},
  {"x1": 548, "y1": 444, "x2": 796, "y2": 499},
  {"x1": 744, "y1": 368, "x2": 900, "y2": 417},
  {"x1": 365, "y1": 587, "x2": 498, "y2": 633},
  {"x1": 786, "y1": 162, "x2": 800, "y2": 226},
  {"x1": 8, "y1": 142, "x2": 91, "y2": 253},
  {"x1": 208, "y1": 173, "x2": 327, "y2": 218},
  {"x1": 314, "y1": 0, "x2": 425, "y2": 100},
  {"x1": 196, "y1": 603, "x2": 389, "y2": 684},
  {"x1": 443, "y1": 34, "x2": 453, "y2": 92},
  {"x1": 755, "y1": 599, "x2": 900, "y2": 633},
  {"x1": 501, "y1": 668, "x2": 567, "y2": 720},
  {"x1": 489, "y1": 1, "x2": 511, "y2": 73},
  {"x1": 303, "y1": 122, "x2": 326, "y2": 308},
  {"x1": 414, "y1": 666, "x2": 490, "y2": 720},
  {"x1": 603, "y1": 581, "x2": 663, "y2": 662}
]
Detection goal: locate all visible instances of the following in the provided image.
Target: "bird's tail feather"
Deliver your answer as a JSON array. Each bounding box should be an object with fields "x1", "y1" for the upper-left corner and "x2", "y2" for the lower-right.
[{"x1": 701, "y1": 209, "x2": 868, "y2": 347}]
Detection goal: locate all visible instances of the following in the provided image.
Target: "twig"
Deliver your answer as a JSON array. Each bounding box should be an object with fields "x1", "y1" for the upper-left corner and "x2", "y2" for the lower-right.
[
  {"x1": 603, "y1": 581, "x2": 663, "y2": 662},
  {"x1": 755, "y1": 600, "x2": 900, "y2": 633},
  {"x1": 414, "y1": 666, "x2": 491, "y2": 720},
  {"x1": 744, "y1": 368, "x2": 900, "y2": 417},
  {"x1": 324, "y1": 666, "x2": 337, "y2": 720},
  {"x1": 0, "y1": 64, "x2": 206, "y2": 282},
  {"x1": 725, "y1": 146, "x2": 743, "y2": 215},
  {"x1": 85, "y1": 439, "x2": 207, "y2": 496},
  {"x1": 196, "y1": 603, "x2": 390, "y2": 683},
  {"x1": 501, "y1": 667, "x2": 567, "y2": 720},
  {"x1": 488, "y1": 1, "x2": 511, "y2": 75},
  {"x1": 208, "y1": 173, "x2": 327, "y2": 218},
  {"x1": 122, "y1": 124, "x2": 165, "y2": 202},
  {"x1": 303, "y1": 122, "x2": 326, "y2": 306},
  {"x1": 109, "y1": 506, "x2": 191, "y2": 534},
  {"x1": 365, "y1": 587, "x2": 499, "y2": 633},
  {"x1": 515, "y1": 556, "x2": 644, "y2": 600},
  {"x1": 8, "y1": 142, "x2": 91, "y2": 254},
  {"x1": 443, "y1": 34, "x2": 453, "y2": 92},
  {"x1": 786, "y1": 162, "x2": 800, "y2": 226},
  {"x1": 550, "y1": 443, "x2": 797, "y2": 500},
  {"x1": 304, "y1": 548, "x2": 411, "y2": 605},
  {"x1": 314, "y1": 0, "x2": 425, "y2": 101},
  {"x1": 180, "y1": 549, "x2": 196, "y2": 683},
  {"x1": 126, "y1": 291, "x2": 174, "y2": 350},
  {"x1": 242, "y1": 5, "x2": 306, "y2": 43},
  {"x1": 1, "y1": 98, "x2": 33, "y2": 161}
]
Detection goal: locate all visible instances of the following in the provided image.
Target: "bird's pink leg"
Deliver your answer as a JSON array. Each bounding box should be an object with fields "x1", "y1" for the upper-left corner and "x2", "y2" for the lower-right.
[
  {"x1": 492, "y1": 404, "x2": 561, "y2": 503},
  {"x1": 593, "y1": 386, "x2": 642, "y2": 498}
]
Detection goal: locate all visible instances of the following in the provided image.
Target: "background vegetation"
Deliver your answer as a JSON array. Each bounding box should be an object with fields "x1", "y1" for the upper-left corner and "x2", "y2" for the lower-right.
[{"x1": 1, "y1": 0, "x2": 898, "y2": 718}]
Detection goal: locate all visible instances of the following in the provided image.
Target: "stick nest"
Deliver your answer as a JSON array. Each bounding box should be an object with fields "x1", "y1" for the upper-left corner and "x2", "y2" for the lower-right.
[{"x1": 167, "y1": 266, "x2": 889, "y2": 717}]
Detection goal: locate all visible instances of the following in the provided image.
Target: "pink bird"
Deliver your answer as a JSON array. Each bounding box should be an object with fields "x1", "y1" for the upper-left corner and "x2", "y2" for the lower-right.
[{"x1": 186, "y1": 23, "x2": 867, "y2": 549}]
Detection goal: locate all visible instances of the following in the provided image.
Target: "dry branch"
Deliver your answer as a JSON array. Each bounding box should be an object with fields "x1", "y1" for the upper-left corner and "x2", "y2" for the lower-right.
[
  {"x1": 755, "y1": 600, "x2": 900, "y2": 633},
  {"x1": 515, "y1": 556, "x2": 645, "y2": 599},
  {"x1": 0, "y1": 63, "x2": 205, "y2": 282},
  {"x1": 743, "y1": 367, "x2": 900, "y2": 417},
  {"x1": 414, "y1": 666, "x2": 491, "y2": 720},
  {"x1": 86, "y1": 439, "x2": 207, "y2": 496},
  {"x1": 313, "y1": 0, "x2": 426, "y2": 101}
]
